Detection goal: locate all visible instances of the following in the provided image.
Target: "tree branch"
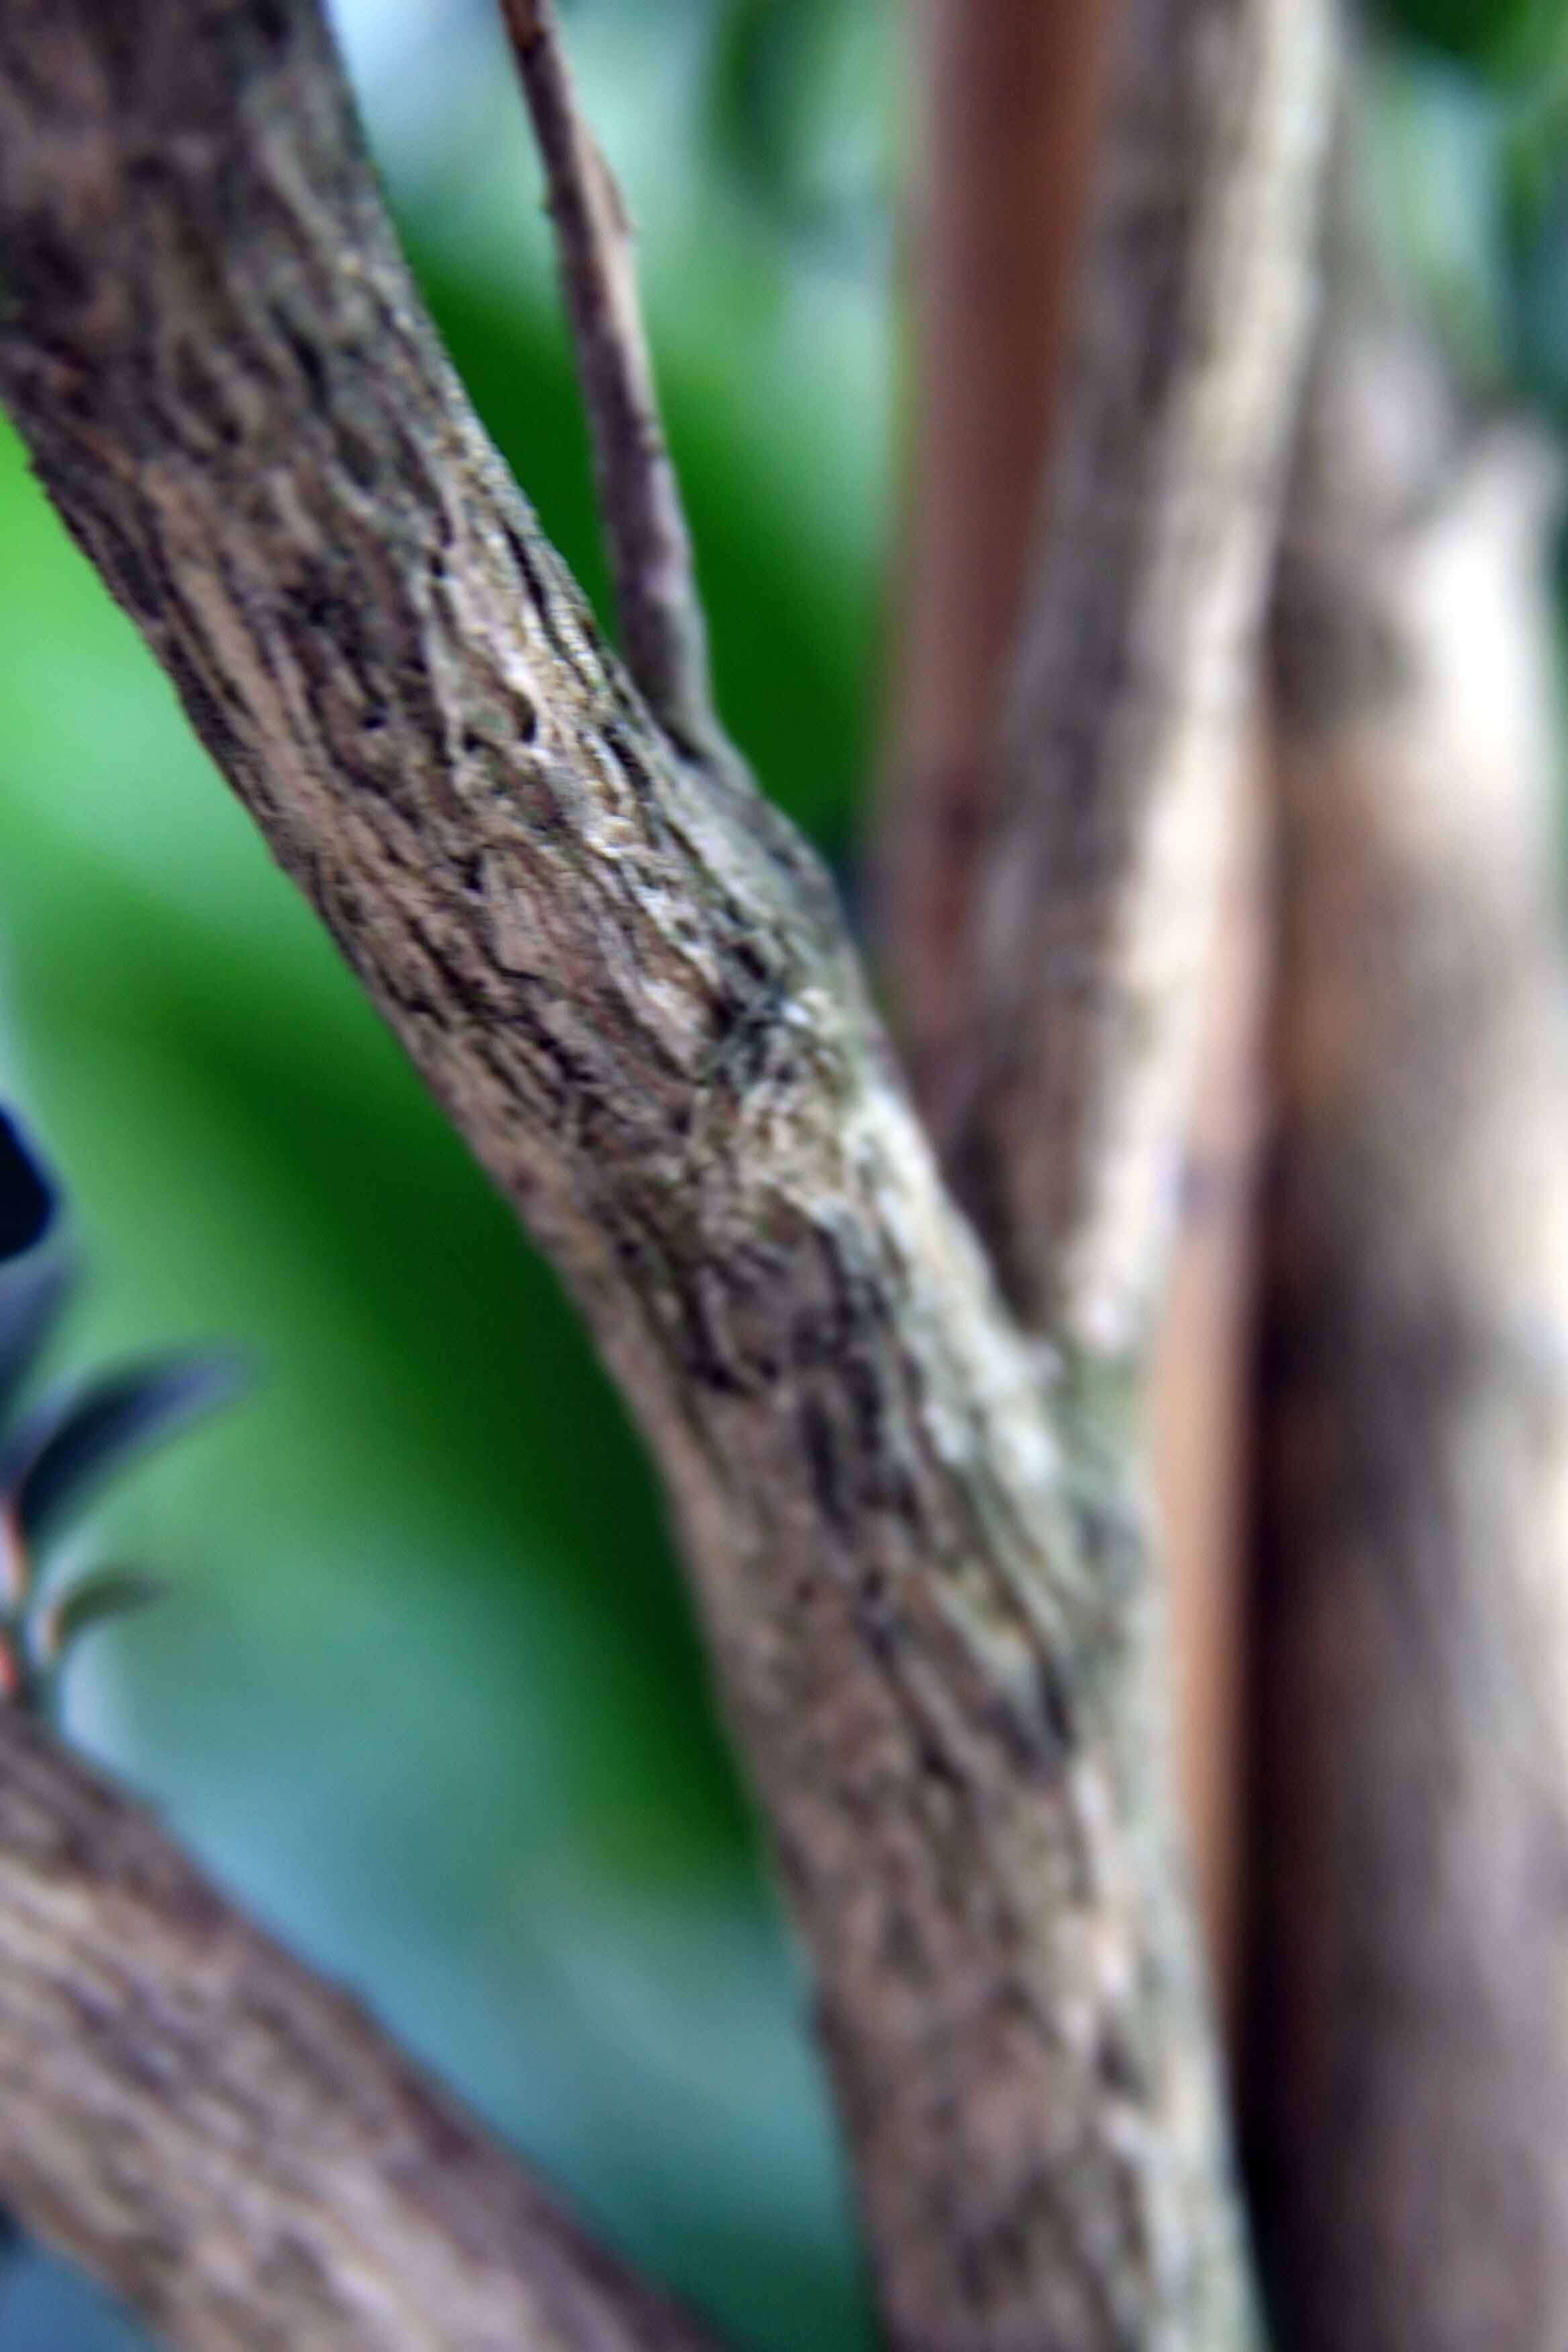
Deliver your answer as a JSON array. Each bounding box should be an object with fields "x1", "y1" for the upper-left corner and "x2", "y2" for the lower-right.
[
  {"x1": 1146, "y1": 711, "x2": 1270, "y2": 2030},
  {"x1": 0, "y1": 1704, "x2": 720, "y2": 2351},
  {"x1": 498, "y1": 0, "x2": 719, "y2": 763},
  {"x1": 1246, "y1": 204, "x2": 1568, "y2": 2351},
  {"x1": 877, "y1": 0, "x2": 1278, "y2": 2015},
  {"x1": 878, "y1": 0, "x2": 1113, "y2": 1104},
  {"x1": 0, "y1": 1, "x2": 1253, "y2": 2343},
  {"x1": 942, "y1": 0, "x2": 1335, "y2": 1354}
]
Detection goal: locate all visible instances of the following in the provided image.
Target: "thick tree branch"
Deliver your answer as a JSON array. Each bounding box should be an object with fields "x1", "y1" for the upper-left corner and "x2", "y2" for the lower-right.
[
  {"x1": 943, "y1": 0, "x2": 1334, "y2": 1354},
  {"x1": 498, "y1": 0, "x2": 718, "y2": 763},
  {"x1": 0, "y1": 2, "x2": 1252, "y2": 2345},
  {"x1": 1246, "y1": 229, "x2": 1568, "y2": 2351},
  {"x1": 0, "y1": 1704, "x2": 720, "y2": 2351}
]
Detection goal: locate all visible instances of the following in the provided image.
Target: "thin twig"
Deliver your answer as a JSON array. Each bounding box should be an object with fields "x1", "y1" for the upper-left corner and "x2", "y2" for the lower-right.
[{"x1": 499, "y1": 0, "x2": 720, "y2": 761}]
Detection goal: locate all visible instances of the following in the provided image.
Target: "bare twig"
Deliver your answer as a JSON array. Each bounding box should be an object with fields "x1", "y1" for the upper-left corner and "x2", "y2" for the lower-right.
[
  {"x1": 0, "y1": 1706, "x2": 720, "y2": 2351},
  {"x1": 499, "y1": 0, "x2": 718, "y2": 762},
  {"x1": 0, "y1": 1, "x2": 1254, "y2": 2343},
  {"x1": 943, "y1": 0, "x2": 1335, "y2": 1355}
]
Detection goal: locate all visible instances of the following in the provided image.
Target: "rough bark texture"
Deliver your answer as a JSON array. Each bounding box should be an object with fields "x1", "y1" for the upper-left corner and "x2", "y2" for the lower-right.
[
  {"x1": 944, "y1": 0, "x2": 1333, "y2": 1355},
  {"x1": 1246, "y1": 272, "x2": 1568, "y2": 2348},
  {"x1": 0, "y1": 1704, "x2": 720, "y2": 2351},
  {"x1": 0, "y1": 2, "x2": 1253, "y2": 2345}
]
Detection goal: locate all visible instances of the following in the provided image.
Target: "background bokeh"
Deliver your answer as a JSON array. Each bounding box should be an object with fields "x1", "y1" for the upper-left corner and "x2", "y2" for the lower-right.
[{"x1": 0, "y1": 0, "x2": 1562, "y2": 2344}]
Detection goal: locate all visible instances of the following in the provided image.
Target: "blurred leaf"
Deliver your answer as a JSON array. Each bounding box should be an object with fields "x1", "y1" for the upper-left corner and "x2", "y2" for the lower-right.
[
  {"x1": 1372, "y1": 0, "x2": 1553, "y2": 79},
  {"x1": 38, "y1": 1569, "x2": 162, "y2": 1663},
  {"x1": 1370, "y1": 52, "x2": 1514, "y2": 384},
  {"x1": 1, "y1": 1353, "x2": 248, "y2": 1545},
  {"x1": 706, "y1": 0, "x2": 891, "y2": 264},
  {"x1": 0, "y1": 1258, "x2": 74, "y2": 1422},
  {"x1": 0, "y1": 1108, "x2": 56, "y2": 1265}
]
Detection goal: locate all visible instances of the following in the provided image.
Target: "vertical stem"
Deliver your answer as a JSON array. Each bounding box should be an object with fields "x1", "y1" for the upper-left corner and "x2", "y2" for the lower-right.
[
  {"x1": 1149, "y1": 707, "x2": 1270, "y2": 2029},
  {"x1": 879, "y1": 0, "x2": 1114, "y2": 1112},
  {"x1": 499, "y1": 0, "x2": 721, "y2": 761},
  {"x1": 1248, "y1": 246, "x2": 1568, "y2": 2348}
]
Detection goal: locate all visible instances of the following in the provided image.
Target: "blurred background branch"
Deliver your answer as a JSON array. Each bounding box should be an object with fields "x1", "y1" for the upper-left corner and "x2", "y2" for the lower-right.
[
  {"x1": 876, "y1": 0, "x2": 1112, "y2": 1101},
  {"x1": 1245, "y1": 121, "x2": 1568, "y2": 2348},
  {"x1": 930, "y1": 0, "x2": 1332, "y2": 1356}
]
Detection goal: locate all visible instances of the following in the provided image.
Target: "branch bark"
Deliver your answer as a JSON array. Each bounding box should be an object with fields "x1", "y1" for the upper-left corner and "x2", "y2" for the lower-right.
[
  {"x1": 878, "y1": 0, "x2": 1279, "y2": 2016},
  {"x1": 0, "y1": 1, "x2": 1251, "y2": 2345},
  {"x1": 1245, "y1": 230, "x2": 1568, "y2": 2350},
  {"x1": 0, "y1": 1704, "x2": 720, "y2": 2351},
  {"x1": 942, "y1": 0, "x2": 1334, "y2": 1355}
]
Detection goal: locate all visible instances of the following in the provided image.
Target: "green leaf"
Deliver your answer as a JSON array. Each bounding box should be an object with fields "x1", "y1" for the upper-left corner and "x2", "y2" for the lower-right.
[
  {"x1": 0, "y1": 1107, "x2": 57, "y2": 1267},
  {"x1": 1373, "y1": 0, "x2": 1547, "y2": 77},
  {"x1": 0, "y1": 1255, "x2": 75, "y2": 1422},
  {"x1": 37, "y1": 1567, "x2": 163, "y2": 1663},
  {"x1": 1, "y1": 1351, "x2": 249, "y2": 1545}
]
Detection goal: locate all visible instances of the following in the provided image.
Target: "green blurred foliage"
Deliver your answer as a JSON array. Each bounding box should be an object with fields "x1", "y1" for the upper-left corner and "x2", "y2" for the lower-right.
[
  {"x1": 2, "y1": 0, "x2": 1567, "y2": 2343},
  {"x1": 1371, "y1": 0, "x2": 1563, "y2": 80},
  {"x1": 705, "y1": 0, "x2": 894, "y2": 264},
  {"x1": 1369, "y1": 0, "x2": 1568, "y2": 422}
]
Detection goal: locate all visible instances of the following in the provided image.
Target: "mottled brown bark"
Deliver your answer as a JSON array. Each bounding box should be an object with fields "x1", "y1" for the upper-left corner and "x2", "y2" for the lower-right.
[
  {"x1": 0, "y1": 1, "x2": 1252, "y2": 2345},
  {"x1": 0, "y1": 1705, "x2": 720, "y2": 2351},
  {"x1": 1246, "y1": 262, "x2": 1568, "y2": 2349}
]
